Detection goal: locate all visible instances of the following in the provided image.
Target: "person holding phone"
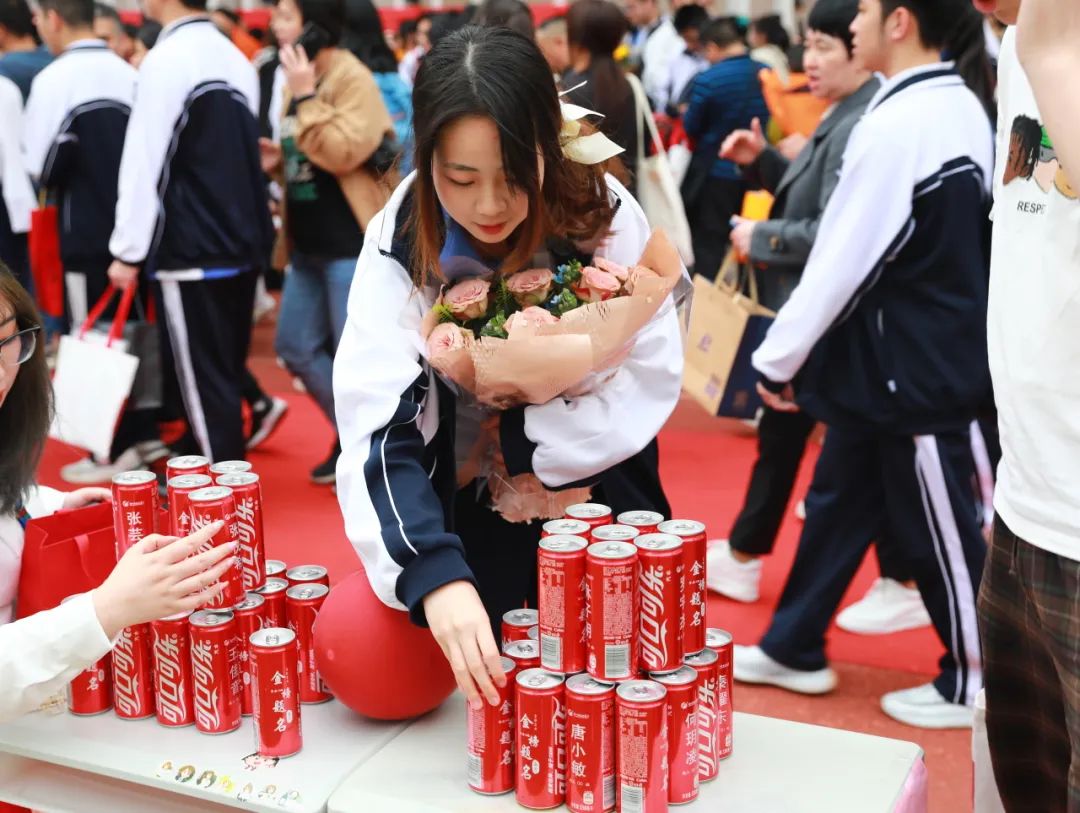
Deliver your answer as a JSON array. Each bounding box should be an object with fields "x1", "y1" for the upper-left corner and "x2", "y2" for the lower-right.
[{"x1": 261, "y1": 0, "x2": 394, "y2": 486}]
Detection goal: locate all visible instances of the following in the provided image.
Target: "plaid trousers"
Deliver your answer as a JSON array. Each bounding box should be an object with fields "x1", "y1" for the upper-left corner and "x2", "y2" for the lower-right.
[{"x1": 978, "y1": 516, "x2": 1080, "y2": 812}]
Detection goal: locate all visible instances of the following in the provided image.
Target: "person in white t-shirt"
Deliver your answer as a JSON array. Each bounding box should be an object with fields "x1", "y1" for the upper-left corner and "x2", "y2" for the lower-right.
[{"x1": 973, "y1": 0, "x2": 1080, "y2": 808}]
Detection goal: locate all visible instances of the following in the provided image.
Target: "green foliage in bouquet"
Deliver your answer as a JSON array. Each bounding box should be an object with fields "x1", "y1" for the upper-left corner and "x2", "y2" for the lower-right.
[{"x1": 433, "y1": 303, "x2": 457, "y2": 324}]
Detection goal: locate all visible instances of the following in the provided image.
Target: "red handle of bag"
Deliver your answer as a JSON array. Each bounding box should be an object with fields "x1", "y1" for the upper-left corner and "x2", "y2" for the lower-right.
[
  {"x1": 78, "y1": 283, "x2": 136, "y2": 348},
  {"x1": 72, "y1": 533, "x2": 100, "y2": 584}
]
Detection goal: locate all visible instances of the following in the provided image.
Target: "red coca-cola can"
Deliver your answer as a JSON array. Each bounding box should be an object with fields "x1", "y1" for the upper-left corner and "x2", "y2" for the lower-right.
[
  {"x1": 504, "y1": 639, "x2": 542, "y2": 672},
  {"x1": 683, "y1": 647, "x2": 720, "y2": 780},
  {"x1": 210, "y1": 460, "x2": 253, "y2": 476},
  {"x1": 538, "y1": 534, "x2": 589, "y2": 674},
  {"x1": 188, "y1": 486, "x2": 244, "y2": 609},
  {"x1": 189, "y1": 609, "x2": 242, "y2": 734},
  {"x1": 255, "y1": 577, "x2": 289, "y2": 627},
  {"x1": 286, "y1": 564, "x2": 330, "y2": 589},
  {"x1": 68, "y1": 654, "x2": 112, "y2": 716},
  {"x1": 215, "y1": 472, "x2": 266, "y2": 591},
  {"x1": 467, "y1": 656, "x2": 518, "y2": 795},
  {"x1": 233, "y1": 592, "x2": 267, "y2": 716},
  {"x1": 150, "y1": 612, "x2": 194, "y2": 727},
  {"x1": 586, "y1": 541, "x2": 638, "y2": 682},
  {"x1": 250, "y1": 627, "x2": 303, "y2": 758},
  {"x1": 286, "y1": 583, "x2": 331, "y2": 704},
  {"x1": 590, "y1": 525, "x2": 639, "y2": 545},
  {"x1": 564, "y1": 503, "x2": 613, "y2": 531},
  {"x1": 658, "y1": 520, "x2": 708, "y2": 655},
  {"x1": 705, "y1": 628, "x2": 733, "y2": 760},
  {"x1": 265, "y1": 559, "x2": 287, "y2": 580},
  {"x1": 651, "y1": 666, "x2": 700, "y2": 805},
  {"x1": 542, "y1": 518, "x2": 592, "y2": 539},
  {"x1": 502, "y1": 608, "x2": 539, "y2": 650},
  {"x1": 111, "y1": 623, "x2": 154, "y2": 720},
  {"x1": 111, "y1": 471, "x2": 159, "y2": 559},
  {"x1": 166, "y1": 455, "x2": 210, "y2": 481},
  {"x1": 515, "y1": 669, "x2": 566, "y2": 810},
  {"x1": 616, "y1": 680, "x2": 669, "y2": 813},
  {"x1": 617, "y1": 511, "x2": 665, "y2": 536},
  {"x1": 565, "y1": 674, "x2": 616, "y2": 813},
  {"x1": 636, "y1": 533, "x2": 684, "y2": 674},
  {"x1": 167, "y1": 474, "x2": 212, "y2": 538}
]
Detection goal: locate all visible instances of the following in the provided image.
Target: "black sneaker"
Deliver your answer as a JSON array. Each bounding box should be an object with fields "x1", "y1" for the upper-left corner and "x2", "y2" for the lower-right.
[
  {"x1": 311, "y1": 439, "x2": 341, "y2": 485},
  {"x1": 247, "y1": 397, "x2": 289, "y2": 451}
]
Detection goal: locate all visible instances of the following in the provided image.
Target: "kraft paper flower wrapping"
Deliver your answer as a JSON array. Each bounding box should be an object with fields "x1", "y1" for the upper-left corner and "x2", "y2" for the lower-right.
[{"x1": 422, "y1": 229, "x2": 683, "y2": 523}]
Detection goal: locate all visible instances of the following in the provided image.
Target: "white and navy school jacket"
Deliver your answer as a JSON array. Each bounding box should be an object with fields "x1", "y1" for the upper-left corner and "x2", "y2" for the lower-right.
[
  {"x1": 752, "y1": 64, "x2": 994, "y2": 434},
  {"x1": 23, "y1": 40, "x2": 134, "y2": 271},
  {"x1": 334, "y1": 174, "x2": 684, "y2": 623},
  {"x1": 108, "y1": 17, "x2": 273, "y2": 276}
]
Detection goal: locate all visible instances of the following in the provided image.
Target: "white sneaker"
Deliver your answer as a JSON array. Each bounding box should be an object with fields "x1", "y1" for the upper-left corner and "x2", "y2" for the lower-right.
[
  {"x1": 60, "y1": 446, "x2": 145, "y2": 484},
  {"x1": 247, "y1": 397, "x2": 289, "y2": 451},
  {"x1": 880, "y1": 683, "x2": 973, "y2": 729},
  {"x1": 835, "y1": 578, "x2": 932, "y2": 635},
  {"x1": 733, "y1": 645, "x2": 837, "y2": 695},
  {"x1": 706, "y1": 540, "x2": 762, "y2": 603}
]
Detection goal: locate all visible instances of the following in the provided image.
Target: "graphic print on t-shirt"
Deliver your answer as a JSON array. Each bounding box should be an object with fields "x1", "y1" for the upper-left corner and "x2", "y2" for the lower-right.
[
  {"x1": 1004, "y1": 114, "x2": 1078, "y2": 200},
  {"x1": 281, "y1": 115, "x2": 317, "y2": 203}
]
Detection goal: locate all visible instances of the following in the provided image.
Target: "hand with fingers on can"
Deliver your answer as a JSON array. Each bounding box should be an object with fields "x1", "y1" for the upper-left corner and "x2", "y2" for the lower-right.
[
  {"x1": 423, "y1": 580, "x2": 508, "y2": 709},
  {"x1": 92, "y1": 521, "x2": 240, "y2": 639}
]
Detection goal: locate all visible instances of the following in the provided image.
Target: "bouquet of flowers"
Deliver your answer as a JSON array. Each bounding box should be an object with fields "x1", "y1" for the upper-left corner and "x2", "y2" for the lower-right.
[{"x1": 423, "y1": 230, "x2": 683, "y2": 522}]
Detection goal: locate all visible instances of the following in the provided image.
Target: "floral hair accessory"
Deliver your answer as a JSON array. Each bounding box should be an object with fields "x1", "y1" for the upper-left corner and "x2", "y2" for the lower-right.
[{"x1": 558, "y1": 83, "x2": 625, "y2": 165}]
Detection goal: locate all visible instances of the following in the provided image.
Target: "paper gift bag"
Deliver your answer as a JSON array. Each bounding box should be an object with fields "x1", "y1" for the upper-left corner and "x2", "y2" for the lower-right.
[
  {"x1": 16, "y1": 502, "x2": 115, "y2": 619},
  {"x1": 28, "y1": 205, "x2": 64, "y2": 318},
  {"x1": 683, "y1": 253, "x2": 775, "y2": 420},
  {"x1": 49, "y1": 285, "x2": 140, "y2": 460}
]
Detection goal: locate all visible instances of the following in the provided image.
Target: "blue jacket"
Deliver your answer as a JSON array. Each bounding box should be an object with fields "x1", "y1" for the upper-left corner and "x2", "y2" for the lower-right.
[{"x1": 373, "y1": 72, "x2": 413, "y2": 175}]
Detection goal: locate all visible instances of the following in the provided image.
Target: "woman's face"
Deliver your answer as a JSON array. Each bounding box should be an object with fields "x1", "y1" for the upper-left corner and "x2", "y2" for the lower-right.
[
  {"x1": 803, "y1": 29, "x2": 859, "y2": 101},
  {"x1": 432, "y1": 115, "x2": 540, "y2": 248},
  {"x1": 272, "y1": 0, "x2": 304, "y2": 48},
  {"x1": 0, "y1": 296, "x2": 19, "y2": 410}
]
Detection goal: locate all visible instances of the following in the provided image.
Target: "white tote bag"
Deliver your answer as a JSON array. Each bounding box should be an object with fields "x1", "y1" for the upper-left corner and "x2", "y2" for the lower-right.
[
  {"x1": 627, "y1": 73, "x2": 695, "y2": 268},
  {"x1": 50, "y1": 285, "x2": 140, "y2": 461}
]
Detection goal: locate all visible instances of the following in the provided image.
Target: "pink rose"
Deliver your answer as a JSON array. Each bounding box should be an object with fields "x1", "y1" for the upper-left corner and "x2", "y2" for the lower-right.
[
  {"x1": 572, "y1": 266, "x2": 621, "y2": 303},
  {"x1": 505, "y1": 306, "x2": 559, "y2": 336},
  {"x1": 426, "y1": 322, "x2": 470, "y2": 359},
  {"x1": 594, "y1": 256, "x2": 629, "y2": 282},
  {"x1": 444, "y1": 278, "x2": 491, "y2": 321},
  {"x1": 506, "y1": 268, "x2": 554, "y2": 307},
  {"x1": 624, "y1": 265, "x2": 659, "y2": 295}
]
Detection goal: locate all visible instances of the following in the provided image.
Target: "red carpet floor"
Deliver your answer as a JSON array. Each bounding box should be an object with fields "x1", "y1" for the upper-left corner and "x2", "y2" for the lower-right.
[{"x1": 35, "y1": 323, "x2": 971, "y2": 811}]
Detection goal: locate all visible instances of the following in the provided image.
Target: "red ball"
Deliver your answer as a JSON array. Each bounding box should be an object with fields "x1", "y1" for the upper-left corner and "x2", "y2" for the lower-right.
[{"x1": 313, "y1": 570, "x2": 456, "y2": 720}]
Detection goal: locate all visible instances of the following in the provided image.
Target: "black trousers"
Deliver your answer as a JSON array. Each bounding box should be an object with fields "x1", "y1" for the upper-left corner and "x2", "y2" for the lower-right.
[
  {"x1": 689, "y1": 176, "x2": 746, "y2": 281},
  {"x1": 154, "y1": 272, "x2": 257, "y2": 462},
  {"x1": 729, "y1": 407, "x2": 911, "y2": 582},
  {"x1": 759, "y1": 424, "x2": 987, "y2": 704}
]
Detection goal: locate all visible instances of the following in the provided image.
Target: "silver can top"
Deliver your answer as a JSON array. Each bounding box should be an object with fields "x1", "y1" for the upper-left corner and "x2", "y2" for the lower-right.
[
  {"x1": 189, "y1": 486, "x2": 234, "y2": 503},
  {"x1": 528, "y1": 626, "x2": 538, "y2": 640},
  {"x1": 616, "y1": 511, "x2": 665, "y2": 528},
  {"x1": 566, "y1": 673, "x2": 616, "y2": 697},
  {"x1": 216, "y1": 472, "x2": 260, "y2": 487},
  {"x1": 705, "y1": 628, "x2": 733, "y2": 648},
  {"x1": 539, "y1": 534, "x2": 589, "y2": 554},
  {"x1": 650, "y1": 665, "x2": 698, "y2": 686},
  {"x1": 266, "y1": 559, "x2": 287, "y2": 572},
  {"x1": 634, "y1": 533, "x2": 683, "y2": 553},
  {"x1": 565, "y1": 503, "x2": 612, "y2": 520},
  {"x1": 250, "y1": 627, "x2": 297, "y2": 648},
  {"x1": 587, "y1": 540, "x2": 637, "y2": 561},
  {"x1": 112, "y1": 470, "x2": 157, "y2": 486},
  {"x1": 286, "y1": 565, "x2": 328, "y2": 581},
  {"x1": 543, "y1": 519, "x2": 592, "y2": 536},
  {"x1": 657, "y1": 519, "x2": 706, "y2": 537},
  {"x1": 209, "y1": 460, "x2": 253, "y2": 475},
  {"x1": 168, "y1": 474, "x2": 213, "y2": 490},
  {"x1": 256, "y1": 578, "x2": 290, "y2": 595},
  {"x1": 233, "y1": 592, "x2": 266, "y2": 612},
  {"x1": 504, "y1": 640, "x2": 540, "y2": 660},
  {"x1": 502, "y1": 608, "x2": 538, "y2": 627},
  {"x1": 167, "y1": 455, "x2": 209, "y2": 470},
  {"x1": 591, "y1": 525, "x2": 640, "y2": 542},
  {"x1": 616, "y1": 680, "x2": 667, "y2": 703},
  {"x1": 684, "y1": 648, "x2": 719, "y2": 667},
  {"x1": 286, "y1": 583, "x2": 330, "y2": 601},
  {"x1": 189, "y1": 609, "x2": 235, "y2": 628},
  {"x1": 516, "y1": 668, "x2": 565, "y2": 691},
  {"x1": 499, "y1": 656, "x2": 516, "y2": 676}
]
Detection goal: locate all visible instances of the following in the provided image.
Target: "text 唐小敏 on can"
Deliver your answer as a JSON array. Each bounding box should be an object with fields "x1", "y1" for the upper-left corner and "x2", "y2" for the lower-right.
[
  {"x1": 467, "y1": 656, "x2": 518, "y2": 796},
  {"x1": 538, "y1": 534, "x2": 589, "y2": 674},
  {"x1": 250, "y1": 627, "x2": 303, "y2": 758}
]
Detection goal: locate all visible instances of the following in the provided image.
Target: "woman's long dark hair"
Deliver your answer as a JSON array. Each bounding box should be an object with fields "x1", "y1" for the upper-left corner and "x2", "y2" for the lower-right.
[
  {"x1": 0, "y1": 268, "x2": 52, "y2": 516},
  {"x1": 410, "y1": 25, "x2": 617, "y2": 286},
  {"x1": 342, "y1": 0, "x2": 398, "y2": 72},
  {"x1": 566, "y1": 0, "x2": 631, "y2": 133}
]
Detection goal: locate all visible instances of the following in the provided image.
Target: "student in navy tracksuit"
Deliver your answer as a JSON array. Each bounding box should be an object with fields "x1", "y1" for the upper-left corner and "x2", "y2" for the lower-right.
[
  {"x1": 733, "y1": 0, "x2": 996, "y2": 729},
  {"x1": 107, "y1": 1, "x2": 273, "y2": 463},
  {"x1": 335, "y1": 27, "x2": 684, "y2": 710}
]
